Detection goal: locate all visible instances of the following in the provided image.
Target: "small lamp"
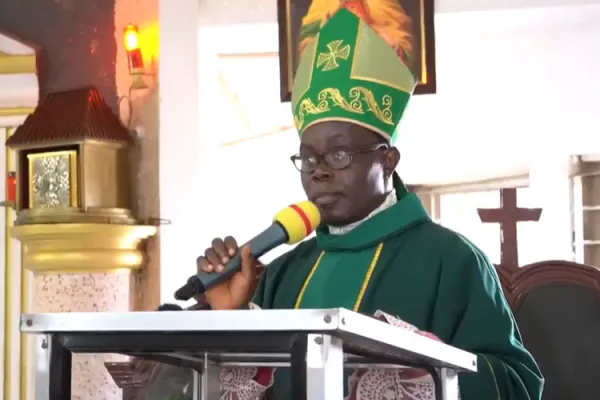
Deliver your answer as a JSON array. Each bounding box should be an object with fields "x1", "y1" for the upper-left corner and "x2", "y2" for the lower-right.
[
  {"x1": 0, "y1": 171, "x2": 16, "y2": 208},
  {"x1": 124, "y1": 24, "x2": 148, "y2": 90}
]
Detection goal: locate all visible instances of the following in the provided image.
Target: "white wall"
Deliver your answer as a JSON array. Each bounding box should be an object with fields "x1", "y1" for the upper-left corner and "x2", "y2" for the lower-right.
[
  {"x1": 158, "y1": 0, "x2": 600, "y2": 304},
  {"x1": 193, "y1": 25, "x2": 307, "y2": 264},
  {"x1": 197, "y1": 132, "x2": 307, "y2": 264},
  {"x1": 158, "y1": 0, "x2": 202, "y2": 303},
  {"x1": 399, "y1": 5, "x2": 600, "y2": 183},
  {"x1": 205, "y1": 4, "x2": 600, "y2": 184}
]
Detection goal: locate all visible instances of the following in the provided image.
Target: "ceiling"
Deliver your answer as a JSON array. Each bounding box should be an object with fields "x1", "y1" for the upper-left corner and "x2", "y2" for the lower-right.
[{"x1": 199, "y1": 2, "x2": 600, "y2": 185}]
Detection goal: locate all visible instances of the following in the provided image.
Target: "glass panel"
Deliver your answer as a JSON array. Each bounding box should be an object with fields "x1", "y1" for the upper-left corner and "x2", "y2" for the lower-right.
[
  {"x1": 147, "y1": 364, "x2": 194, "y2": 400},
  {"x1": 439, "y1": 190, "x2": 501, "y2": 264},
  {"x1": 105, "y1": 358, "x2": 195, "y2": 400}
]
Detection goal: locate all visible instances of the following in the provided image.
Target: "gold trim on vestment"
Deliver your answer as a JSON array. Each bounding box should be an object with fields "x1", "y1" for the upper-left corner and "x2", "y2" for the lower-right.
[
  {"x1": 481, "y1": 354, "x2": 502, "y2": 400},
  {"x1": 294, "y1": 242, "x2": 384, "y2": 311}
]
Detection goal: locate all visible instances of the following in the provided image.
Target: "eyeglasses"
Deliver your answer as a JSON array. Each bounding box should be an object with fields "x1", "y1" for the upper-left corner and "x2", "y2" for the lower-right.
[{"x1": 290, "y1": 145, "x2": 388, "y2": 173}]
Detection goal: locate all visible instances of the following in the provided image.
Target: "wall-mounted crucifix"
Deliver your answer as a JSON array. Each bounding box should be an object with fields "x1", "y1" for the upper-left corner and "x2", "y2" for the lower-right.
[{"x1": 477, "y1": 188, "x2": 543, "y2": 270}]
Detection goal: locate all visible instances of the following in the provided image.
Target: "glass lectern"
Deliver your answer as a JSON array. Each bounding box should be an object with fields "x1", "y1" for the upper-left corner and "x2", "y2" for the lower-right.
[{"x1": 20, "y1": 308, "x2": 477, "y2": 399}]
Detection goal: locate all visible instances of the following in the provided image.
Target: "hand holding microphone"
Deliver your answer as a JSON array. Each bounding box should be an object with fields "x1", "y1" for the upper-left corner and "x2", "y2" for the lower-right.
[
  {"x1": 178, "y1": 201, "x2": 321, "y2": 309},
  {"x1": 196, "y1": 239, "x2": 260, "y2": 310}
]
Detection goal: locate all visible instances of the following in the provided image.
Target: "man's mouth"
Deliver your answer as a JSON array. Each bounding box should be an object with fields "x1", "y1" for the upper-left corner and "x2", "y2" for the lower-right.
[{"x1": 312, "y1": 193, "x2": 341, "y2": 207}]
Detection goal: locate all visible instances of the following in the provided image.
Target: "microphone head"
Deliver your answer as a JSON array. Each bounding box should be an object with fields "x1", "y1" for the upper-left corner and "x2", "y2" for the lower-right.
[{"x1": 273, "y1": 201, "x2": 321, "y2": 244}]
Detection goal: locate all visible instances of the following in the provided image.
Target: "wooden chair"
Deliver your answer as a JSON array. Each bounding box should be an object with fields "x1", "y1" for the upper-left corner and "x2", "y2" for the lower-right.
[{"x1": 496, "y1": 260, "x2": 600, "y2": 400}]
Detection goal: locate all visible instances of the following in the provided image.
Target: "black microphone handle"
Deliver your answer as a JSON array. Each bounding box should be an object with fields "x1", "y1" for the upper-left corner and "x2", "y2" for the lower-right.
[
  {"x1": 174, "y1": 223, "x2": 288, "y2": 301},
  {"x1": 157, "y1": 303, "x2": 184, "y2": 311}
]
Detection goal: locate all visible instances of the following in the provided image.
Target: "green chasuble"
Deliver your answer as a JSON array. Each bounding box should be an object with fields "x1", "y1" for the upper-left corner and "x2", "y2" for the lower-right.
[{"x1": 252, "y1": 185, "x2": 544, "y2": 399}]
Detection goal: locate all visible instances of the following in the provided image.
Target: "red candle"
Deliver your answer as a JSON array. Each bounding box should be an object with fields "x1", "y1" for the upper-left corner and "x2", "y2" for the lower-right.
[{"x1": 7, "y1": 172, "x2": 16, "y2": 203}]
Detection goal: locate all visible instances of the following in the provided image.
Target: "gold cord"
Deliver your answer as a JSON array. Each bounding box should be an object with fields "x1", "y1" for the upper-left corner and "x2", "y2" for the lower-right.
[{"x1": 294, "y1": 243, "x2": 384, "y2": 311}]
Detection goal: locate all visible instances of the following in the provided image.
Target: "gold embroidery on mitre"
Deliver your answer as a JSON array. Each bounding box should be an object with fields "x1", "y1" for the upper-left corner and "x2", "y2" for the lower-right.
[
  {"x1": 316, "y1": 40, "x2": 351, "y2": 72},
  {"x1": 295, "y1": 96, "x2": 331, "y2": 129},
  {"x1": 294, "y1": 87, "x2": 394, "y2": 130}
]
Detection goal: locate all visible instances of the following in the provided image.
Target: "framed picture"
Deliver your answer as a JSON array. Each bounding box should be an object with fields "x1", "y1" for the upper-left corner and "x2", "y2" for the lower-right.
[{"x1": 277, "y1": 0, "x2": 437, "y2": 102}]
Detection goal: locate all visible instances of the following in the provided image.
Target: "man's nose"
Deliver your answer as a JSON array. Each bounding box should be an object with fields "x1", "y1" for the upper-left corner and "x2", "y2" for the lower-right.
[{"x1": 311, "y1": 162, "x2": 333, "y2": 181}]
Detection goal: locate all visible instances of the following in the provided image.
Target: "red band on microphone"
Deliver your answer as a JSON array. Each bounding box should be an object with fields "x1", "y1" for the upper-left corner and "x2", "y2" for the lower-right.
[{"x1": 289, "y1": 204, "x2": 312, "y2": 236}]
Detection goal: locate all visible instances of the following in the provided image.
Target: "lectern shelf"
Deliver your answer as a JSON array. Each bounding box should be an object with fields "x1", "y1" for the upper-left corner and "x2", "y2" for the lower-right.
[{"x1": 21, "y1": 308, "x2": 477, "y2": 400}]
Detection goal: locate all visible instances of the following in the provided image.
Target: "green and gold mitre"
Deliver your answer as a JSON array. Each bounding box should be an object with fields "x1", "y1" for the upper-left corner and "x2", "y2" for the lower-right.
[{"x1": 291, "y1": 8, "x2": 416, "y2": 143}]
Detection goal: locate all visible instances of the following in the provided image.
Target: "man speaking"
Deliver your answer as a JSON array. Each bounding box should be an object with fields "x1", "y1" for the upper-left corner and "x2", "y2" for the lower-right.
[{"x1": 196, "y1": 6, "x2": 543, "y2": 400}]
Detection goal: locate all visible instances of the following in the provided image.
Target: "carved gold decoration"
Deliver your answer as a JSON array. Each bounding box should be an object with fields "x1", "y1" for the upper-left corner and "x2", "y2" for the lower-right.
[
  {"x1": 316, "y1": 40, "x2": 351, "y2": 72},
  {"x1": 294, "y1": 86, "x2": 394, "y2": 129},
  {"x1": 28, "y1": 151, "x2": 78, "y2": 209},
  {"x1": 14, "y1": 207, "x2": 137, "y2": 226},
  {"x1": 10, "y1": 223, "x2": 157, "y2": 273},
  {"x1": 0, "y1": 107, "x2": 34, "y2": 117},
  {"x1": 0, "y1": 53, "x2": 36, "y2": 75}
]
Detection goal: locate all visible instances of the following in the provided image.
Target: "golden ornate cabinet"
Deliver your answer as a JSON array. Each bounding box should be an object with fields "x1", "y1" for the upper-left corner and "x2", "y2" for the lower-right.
[{"x1": 5, "y1": 86, "x2": 156, "y2": 272}]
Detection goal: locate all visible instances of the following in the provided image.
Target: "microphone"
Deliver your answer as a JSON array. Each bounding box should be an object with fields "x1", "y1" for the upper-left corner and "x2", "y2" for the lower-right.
[
  {"x1": 157, "y1": 303, "x2": 184, "y2": 311},
  {"x1": 174, "y1": 201, "x2": 321, "y2": 301}
]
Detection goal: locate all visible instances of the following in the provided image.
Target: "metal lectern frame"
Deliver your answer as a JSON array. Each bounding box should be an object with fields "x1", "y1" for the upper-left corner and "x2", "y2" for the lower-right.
[{"x1": 20, "y1": 308, "x2": 477, "y2": 400}]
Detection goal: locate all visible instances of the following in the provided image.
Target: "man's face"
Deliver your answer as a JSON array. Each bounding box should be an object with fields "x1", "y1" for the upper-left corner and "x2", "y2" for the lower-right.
[{"x1": 297, "y1": 121, "x2": 399, "y2": 226}]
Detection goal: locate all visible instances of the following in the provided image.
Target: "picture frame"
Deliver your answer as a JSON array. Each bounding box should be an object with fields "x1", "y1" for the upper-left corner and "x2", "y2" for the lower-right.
[{"x1": 277, "y1": 0, "x2": 437, "y2": 102}]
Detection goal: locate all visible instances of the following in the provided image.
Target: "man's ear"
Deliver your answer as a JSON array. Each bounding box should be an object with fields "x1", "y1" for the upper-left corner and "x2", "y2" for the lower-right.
[{"x1": 383, "y1": 147, "x2": 400, "y2": 178}]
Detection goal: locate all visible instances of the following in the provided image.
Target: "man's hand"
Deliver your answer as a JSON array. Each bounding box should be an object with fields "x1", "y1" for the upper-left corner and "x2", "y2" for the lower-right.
[{"x1": 196, "y1": 237, "x2": 261, "y2": 310}]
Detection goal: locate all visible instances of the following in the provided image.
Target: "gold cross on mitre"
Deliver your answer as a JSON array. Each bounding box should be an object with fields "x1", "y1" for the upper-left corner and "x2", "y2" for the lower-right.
[{"x1": 316, "y1": 40, "x2": 351, "y2": 72}]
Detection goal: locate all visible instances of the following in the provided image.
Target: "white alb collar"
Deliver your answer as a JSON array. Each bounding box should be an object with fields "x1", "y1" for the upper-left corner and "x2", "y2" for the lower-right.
[{"x1": 328, "y1": 190, "x2": 397, "y2": 235}]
